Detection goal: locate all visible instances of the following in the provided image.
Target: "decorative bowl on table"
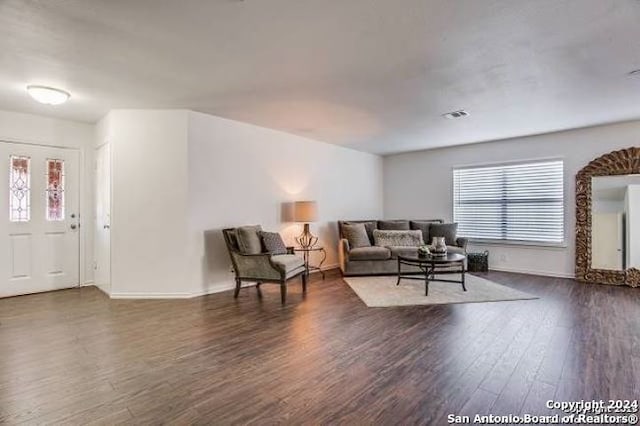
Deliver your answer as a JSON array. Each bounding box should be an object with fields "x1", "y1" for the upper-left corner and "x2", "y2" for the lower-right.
[{"x1": 417, "y1": 245, "x2": 431, "y2": 257}]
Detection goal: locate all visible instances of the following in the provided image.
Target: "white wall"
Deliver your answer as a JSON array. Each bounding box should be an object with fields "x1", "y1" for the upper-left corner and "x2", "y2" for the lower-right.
[
  {"x1": 626, "y1": 185, "x2": 640, "y2": 269},
  {"x1": 0, "y1": 109, "x2": 95, "y2": 285},
  {"x1": 106, "y1": 110, "x2": 191, "y2": 297},
  {"x1": 95, "y1": 109, "x2": 382, "y2": 297},
  {"x1": 187, "y1": 111, "x2": 383, "y2": 294},
  {"x1": 593, "y1": 199, "x2": 625, "y2": 214},
  {"x1": 383, "y1": 120, "x2": 640, "y2": 278}
]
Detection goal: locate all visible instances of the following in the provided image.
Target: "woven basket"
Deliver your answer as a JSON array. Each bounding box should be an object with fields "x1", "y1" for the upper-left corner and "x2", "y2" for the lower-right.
[{"x1": 467, "y1": 251, "x2": 489, "y2": 273}]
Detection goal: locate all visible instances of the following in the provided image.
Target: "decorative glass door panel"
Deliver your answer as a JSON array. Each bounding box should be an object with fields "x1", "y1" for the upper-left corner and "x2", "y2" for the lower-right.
[
  {"x1": 46, "y1": 159, "x2": 65, "y2": 221},
  {"x1": 9, "y1": 156, "x2": 30, "y2": 222}
]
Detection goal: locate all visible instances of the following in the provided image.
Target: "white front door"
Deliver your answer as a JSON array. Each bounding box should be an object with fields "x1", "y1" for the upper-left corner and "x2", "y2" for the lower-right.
[{"x1": 0, "y1": 142, "x2": 80, "y2": 298}]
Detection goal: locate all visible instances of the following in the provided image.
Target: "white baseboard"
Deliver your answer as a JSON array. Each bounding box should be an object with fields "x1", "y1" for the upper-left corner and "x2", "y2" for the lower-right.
[
  {"x1": 92, "y1": 264, "x2": 570, "y2": 300},
  {"x1": 93, "y1": 284, "x2": 110, "y2": 297},
  {"x1": 92, "y1": 264, "x2": 342, "y2": 300},
  {"x1": 82, "y1": 280, "x2": 94, "y2": 287},
  {"x1": 110, "y1": 291, "x2": 195, "y2": 299},
  {"x1": 320, "y1": 263, "x2": 339, "y2": 272},
  {"x1": 489, "y1": 266, "x2": 575, "y2": 279},
  {"x1": 192, "y1": 264, "x2": 340, "y2": 298},
  {"x1": 192, "y1": 281, "x2": 237, "y2": 297}
]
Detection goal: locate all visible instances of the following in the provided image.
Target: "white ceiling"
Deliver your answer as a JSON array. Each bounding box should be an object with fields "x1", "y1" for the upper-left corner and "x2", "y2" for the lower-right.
[{"x1": 1, "y1": 0, "x2": 640, "y2": 154}]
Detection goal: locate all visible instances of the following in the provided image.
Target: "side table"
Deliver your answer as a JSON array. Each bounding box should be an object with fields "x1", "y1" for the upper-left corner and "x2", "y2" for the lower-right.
[{"x1": 293, "y1": 246, "x2": 327, "y2": 279}]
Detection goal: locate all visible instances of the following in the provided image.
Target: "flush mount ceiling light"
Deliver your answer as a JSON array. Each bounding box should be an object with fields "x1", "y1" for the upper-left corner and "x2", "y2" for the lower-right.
[
  {"x1": 442, "y1": 109, "x2": 469, "y2": 119},
  {"x1": 629, "y1": 69, "x2": 640, "y2": 76},
  {"x1": 26, "y1": 85, "x2": 71, "y2": 105}
]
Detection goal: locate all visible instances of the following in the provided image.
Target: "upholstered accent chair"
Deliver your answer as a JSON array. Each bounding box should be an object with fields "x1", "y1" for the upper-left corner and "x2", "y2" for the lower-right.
[{"x1": 223, "y1": 227, "x2": 307, "y2": 303}]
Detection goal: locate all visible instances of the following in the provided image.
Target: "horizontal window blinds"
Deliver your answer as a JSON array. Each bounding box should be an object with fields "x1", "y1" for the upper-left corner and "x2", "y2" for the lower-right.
[{"x1": 453, "y1": 160, "x2": 564, "y2": 244}]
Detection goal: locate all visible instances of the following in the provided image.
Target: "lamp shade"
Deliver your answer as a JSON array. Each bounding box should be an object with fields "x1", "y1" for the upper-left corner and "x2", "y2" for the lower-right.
[{"x1": 293, "y1": 201, "x2": 318, "y2": 222}]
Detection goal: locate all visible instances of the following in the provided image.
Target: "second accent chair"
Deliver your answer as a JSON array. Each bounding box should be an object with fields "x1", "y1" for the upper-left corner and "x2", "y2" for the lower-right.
[{"x1": 223, "y1": 226, "x2": 307, "y2": 303}]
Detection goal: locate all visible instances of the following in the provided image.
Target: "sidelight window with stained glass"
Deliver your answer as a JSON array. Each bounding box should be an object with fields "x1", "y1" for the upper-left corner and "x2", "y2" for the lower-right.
[
  {"x1": 46, "y1": 159, "x2": 65, "y2": 221},
  {"x1": 9, "y1": 156, "x2": 31, "y2": 222}
]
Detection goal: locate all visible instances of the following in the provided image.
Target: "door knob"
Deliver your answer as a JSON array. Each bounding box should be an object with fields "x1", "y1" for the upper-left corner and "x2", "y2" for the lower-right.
[
  {"x1": 70, "y1": 224, "x2": 77, "y2": 230},
  {"x1": 103, "y1": 225, "x2": 110, "y2": 229}
]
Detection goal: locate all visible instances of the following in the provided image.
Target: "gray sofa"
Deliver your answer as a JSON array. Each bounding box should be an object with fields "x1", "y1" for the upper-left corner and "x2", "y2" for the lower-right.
[{"x1": 338, "y1": 219, "x2": 468, "y2": 276}]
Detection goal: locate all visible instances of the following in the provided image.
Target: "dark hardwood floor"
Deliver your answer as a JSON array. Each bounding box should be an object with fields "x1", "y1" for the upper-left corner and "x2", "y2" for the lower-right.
[{"x1": 0, "y1": 270, "x2": 638, "y2": 424}]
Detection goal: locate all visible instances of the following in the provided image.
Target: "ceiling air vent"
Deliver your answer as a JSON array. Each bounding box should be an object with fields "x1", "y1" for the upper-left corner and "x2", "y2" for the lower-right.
[{"x1": 442, "y1": 110, "x2": 470, "y2": 119}]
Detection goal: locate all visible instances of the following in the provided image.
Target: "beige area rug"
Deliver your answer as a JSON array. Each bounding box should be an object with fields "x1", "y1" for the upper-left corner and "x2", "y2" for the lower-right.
[{"x1": 344, "y1": 274, "x2": 538, "y2": 307}]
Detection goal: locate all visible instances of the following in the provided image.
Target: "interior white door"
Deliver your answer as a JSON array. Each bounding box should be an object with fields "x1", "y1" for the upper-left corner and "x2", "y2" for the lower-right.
[
  {"x1": 94, "y1": 143, "x2": 111, "y2": 292},
  {"x1": 592, "y1": 212, "x2": 624, "y2": 270},
  {"x1": 0, "y1": 142, "x2": 80, "y2": 298}
]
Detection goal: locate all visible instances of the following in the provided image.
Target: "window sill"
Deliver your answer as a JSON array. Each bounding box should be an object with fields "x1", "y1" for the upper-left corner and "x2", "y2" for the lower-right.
[{"x1": 467, "y1": 239, "x2": 567, "y2": 249}]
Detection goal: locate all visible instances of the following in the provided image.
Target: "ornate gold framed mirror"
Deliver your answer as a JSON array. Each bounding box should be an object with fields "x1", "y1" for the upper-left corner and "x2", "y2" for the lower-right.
[{"x1": 576, "y1": 147, "x2": 640, "y2": 287}]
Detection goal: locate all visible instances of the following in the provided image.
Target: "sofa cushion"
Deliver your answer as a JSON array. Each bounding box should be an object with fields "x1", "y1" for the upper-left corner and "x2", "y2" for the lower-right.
[
  {"x1": 410, "y1": 220, "x2": 440, "y2": 244},
  {"x1": 271, "y1": 254, "x2": 305, "y2": 272},
  {"x1": 349, "y1": 246, "x2": 391, "y2": 261},
  {"x1": 259, "y1": 231, "x2": 287, "y2": 255},
  {"x1": 236, "y1": 225, "x2": 263, "y2": 254},
  {"x1": 342, "y1": 220, "x2": 377, "y2": 245},
  {"x1": 378, "y1": 220, "x2": 410, "y2": 230},
  {"x1": 373, "y1": 229, "x2": 424, "y2": 247},
  {"x1": 429, "y1": 223, "x2": 458, "y2": 246},
  {"x1": 389, "y1": 246, "x2": 419, "y2": 259},
  {"x1": 342, "y1": 223, "x2": 371, "y2": 248}
]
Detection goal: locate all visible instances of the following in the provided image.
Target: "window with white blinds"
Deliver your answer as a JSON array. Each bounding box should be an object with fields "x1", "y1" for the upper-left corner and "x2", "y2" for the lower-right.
[{"x1": 453, "y1": 160, "x2": 564, "y2": 245}]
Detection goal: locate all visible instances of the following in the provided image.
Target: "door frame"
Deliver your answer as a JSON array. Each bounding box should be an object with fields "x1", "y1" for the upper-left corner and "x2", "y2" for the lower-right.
[
  {"x1": 0, "y1": 138, "x2": 85, "y2": 290},
  {"x1": 94, "y1": 141, "x2": 112, "y2": 294}
]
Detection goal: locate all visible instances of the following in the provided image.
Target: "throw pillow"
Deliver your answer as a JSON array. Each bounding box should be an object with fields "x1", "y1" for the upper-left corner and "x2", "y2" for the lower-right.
[
  {"x1": 343, "y1": 220, "x2": 377, "y2": 245},
  {"x1": 429, "y1": 223, "x2": 458, "y2": 246},
  {"x1": 410, "y1": 220, "x2": 441, "y2": 243},
  {"x1": 378, "y1": 220, "x2": 410, "y2": 230},
  {"x1": 236, "y1": 225, "x2": 263, "y2": 254},
  {"x1": 259, "y1": 231, "x2": 287, "y2": 255},
  {"x1": 342, "y1": 223, "x2": 371, "y2": 248},
  {"x1": 373, "y1": 229, "x2": 424, "y2": 247}
]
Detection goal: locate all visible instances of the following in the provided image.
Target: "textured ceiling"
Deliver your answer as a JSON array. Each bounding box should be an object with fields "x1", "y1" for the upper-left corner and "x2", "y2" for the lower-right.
[{"x1": 1, "y1": 0, "x2": 640, "y2": 154}]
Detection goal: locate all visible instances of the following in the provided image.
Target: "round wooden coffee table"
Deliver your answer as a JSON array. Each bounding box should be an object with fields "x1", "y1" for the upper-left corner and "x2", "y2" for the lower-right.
[{"x1": 396, "y1": 252, "x2": 467, "y2": 296}]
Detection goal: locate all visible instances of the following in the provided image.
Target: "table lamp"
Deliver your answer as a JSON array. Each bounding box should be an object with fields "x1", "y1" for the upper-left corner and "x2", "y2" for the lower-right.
[{"x1": 293, "y1": 201, "x2": 318, "y2": 248}]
